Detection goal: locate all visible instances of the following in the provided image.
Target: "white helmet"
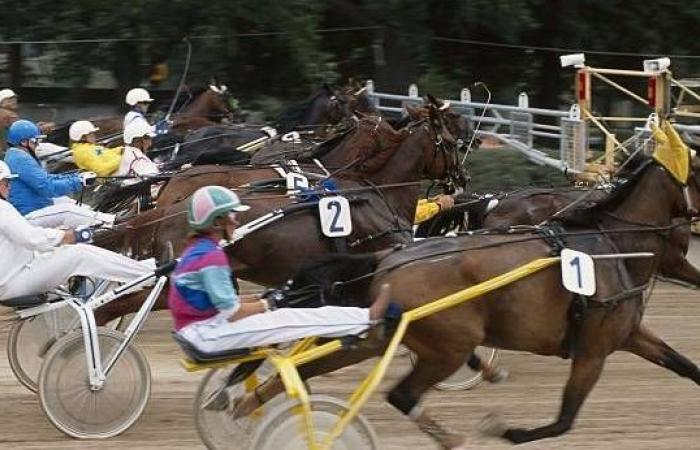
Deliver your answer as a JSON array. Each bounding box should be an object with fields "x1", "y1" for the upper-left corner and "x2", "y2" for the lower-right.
[
  {"x1": 0, "y1": 161, "x2": 17, "y2": 181},
  {"x1": 68, "y1": 120, "x2": 100, "y2": 141},
  {"x1": 0, "y1": 88, "x2": 16, "y2": 104},
  {"x1": 125, "y1": 88, "x2": 153, "y2": 106},
  {"x1": 124, "y1": 120, "x2": 156, "y2": 144}
]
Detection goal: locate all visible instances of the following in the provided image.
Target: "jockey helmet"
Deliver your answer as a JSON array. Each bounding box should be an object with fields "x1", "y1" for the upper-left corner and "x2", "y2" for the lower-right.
[
  {"x1": 125, "y1": 88, "x2": 154, "y2": 106},
  {"x1": 0, "y1": 89, "x2": 16, "y2": 104},
  {"x1": 7, "y1": 119, "x2": 42, "y2": 146},
  {"x1": 0, "y1": 161, "x2": 17, "y2": 181},
  {"x1": 188, "y1": 185, "x2": 250, "y2": 231},
  {"x1": 123, "y1": 121, "x2": 155, "y2": 145},
  {"x1": 69, "y1": 120, "x2": 100, "y2": 142}
]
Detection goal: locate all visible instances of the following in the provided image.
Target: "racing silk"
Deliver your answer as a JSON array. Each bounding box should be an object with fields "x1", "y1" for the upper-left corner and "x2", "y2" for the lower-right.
[
  {"x1": 414, "y1": 198, "x2": 441, "y2": 224},
  {"x1": 71, "y1": 142, "x2": 123, "y2": 177},
  {"x1": 4, "y1": 147, "x2": 81, "y2": 215},
  {"x1": 0, "y1": 198, "x2": 64, "y2": 291},
  {"x1": 116, "y1": 145, "x2": 159, "y2": 178},
  {"x1": 168, "y1": 236, "x2": 239, "y2": 331},
  {"x1": 123, "y1": 110, "x2": 150, "y2": 129}
]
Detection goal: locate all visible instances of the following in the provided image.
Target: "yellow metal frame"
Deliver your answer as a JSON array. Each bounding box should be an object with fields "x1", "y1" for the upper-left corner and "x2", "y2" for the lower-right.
[{"x1": 181, "y1": 257, "x2": 559, "y2": 449}]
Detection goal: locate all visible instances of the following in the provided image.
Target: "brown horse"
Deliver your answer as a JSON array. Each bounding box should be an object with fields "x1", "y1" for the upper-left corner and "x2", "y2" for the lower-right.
[
  {"x1": 481, "y1": 187, "x2": 700, "y2": 288},
  {"x1": 238, "y1": 155, "x2": 700, "y2": 448},
  {"x1": 92, "y1": 102, "x2": 466, "y2": 324},
  {"x1": 46, "y1": 84, "x2": 235, "y2": 146}
]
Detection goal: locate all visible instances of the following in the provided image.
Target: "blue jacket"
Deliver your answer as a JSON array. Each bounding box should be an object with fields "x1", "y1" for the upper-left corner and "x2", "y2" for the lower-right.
[{"x1": 4, "y1": 147, "x2": 82, "y2": 215}]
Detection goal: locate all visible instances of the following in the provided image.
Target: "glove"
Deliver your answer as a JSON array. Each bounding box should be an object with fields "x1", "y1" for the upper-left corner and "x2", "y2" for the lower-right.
[
  {"x1": 73, "y1": 226, "x2": 94, "y2": 244},
  {"x1": 261, "y1": 288, "x2": 288, "y2": 310},
  {"x1": 154, "y1": 119, "x2": 171, "y2": 135},
  {"x1": 79, "y1": 171, "x2": 97, "y2": 186}
]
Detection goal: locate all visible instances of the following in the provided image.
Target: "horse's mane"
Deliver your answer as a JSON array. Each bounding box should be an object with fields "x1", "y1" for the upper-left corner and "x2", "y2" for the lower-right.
[
  {"x1": 310, "y1": 127, "x2": 356, "y2": 159},
  {"x1": 336, "y1": 117, "x2": 407, "y2": 179},
  {"x1": 94, "y1": 177, "x2": 169, "y2": 213},
  {"x1": 276, "y1": 87, "x2": 333, "y2": 132},
  {"x1": 560, "y1": 158, "x2": 654, "y2": 226}
]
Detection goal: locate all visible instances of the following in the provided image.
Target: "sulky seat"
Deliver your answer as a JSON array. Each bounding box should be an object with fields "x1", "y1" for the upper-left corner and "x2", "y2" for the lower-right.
[
  {"x1": 172, "y1": 332, "x2": 250, "y2": 363},
  {"x1": 0, "y1": 294, "x2": 48, "y2": 309}
]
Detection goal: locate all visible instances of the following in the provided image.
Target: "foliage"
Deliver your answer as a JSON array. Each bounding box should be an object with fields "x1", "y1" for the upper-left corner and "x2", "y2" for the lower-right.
[{"x1": 4, "y1": 0, "x2": 700, "y2": 107}]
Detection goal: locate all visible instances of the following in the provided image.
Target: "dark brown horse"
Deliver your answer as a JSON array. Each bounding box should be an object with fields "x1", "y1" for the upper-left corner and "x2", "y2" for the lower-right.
[
  {"x1": 236, "y1": 155, "x2": 700, "y2": 448},
  {"x1": 418, "y1": 184, "x2": 700, "y2": 289},
  {"x1": 46, "y1": 85, "x2": 235, "y2": 146},
  {"x1": 92, "y1": 102, "x2": 466, "y2": 323}
]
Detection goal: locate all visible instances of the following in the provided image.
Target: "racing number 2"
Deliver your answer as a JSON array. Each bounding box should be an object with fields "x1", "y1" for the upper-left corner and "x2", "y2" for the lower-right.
[{"x1": 327, "y1": 200, "x2": 344, "y2": 233}]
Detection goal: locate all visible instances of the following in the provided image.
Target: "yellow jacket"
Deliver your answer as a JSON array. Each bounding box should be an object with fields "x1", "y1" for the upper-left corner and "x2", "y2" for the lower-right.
[
  {"x1": 71, "y1": 142, "x2": 123, "y2": 177},
  {"x1": 414, "y1": 199, "x2": 441, "y2": 224}
]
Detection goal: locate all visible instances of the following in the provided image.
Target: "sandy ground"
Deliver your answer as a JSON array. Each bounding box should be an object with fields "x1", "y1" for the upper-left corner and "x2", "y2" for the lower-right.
[{"x1": 1, "y1": 242, "x2": 700, "y2": 449}]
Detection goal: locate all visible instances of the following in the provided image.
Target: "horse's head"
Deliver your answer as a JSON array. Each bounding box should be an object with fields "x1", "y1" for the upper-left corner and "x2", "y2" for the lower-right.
[
  {"x1": 684, "y1": 152, "x2": 700, "y2": 217},
  {"x1": 336, "y1": 80, "x2": 379, "y2": 118},
  {"x1": 204, "y1": 80, "x2": 237, "y2": 120},
  {"x1": 420, "y1": 95, "x2": 469, "y2": 191}
]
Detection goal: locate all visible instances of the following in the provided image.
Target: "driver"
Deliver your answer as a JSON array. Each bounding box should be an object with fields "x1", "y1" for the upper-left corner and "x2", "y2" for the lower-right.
[
  {"x1": 168, "y1": 185, "x2": 391, "y2": 352},
  {"x1": 0, "y1": 160, "x2": 154, "y2": 300}
]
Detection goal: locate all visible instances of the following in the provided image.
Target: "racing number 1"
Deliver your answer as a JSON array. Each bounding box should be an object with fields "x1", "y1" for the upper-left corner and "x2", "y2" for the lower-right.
[{"x1": 570, "y1": 256, "x2": 582, "y2": 288}]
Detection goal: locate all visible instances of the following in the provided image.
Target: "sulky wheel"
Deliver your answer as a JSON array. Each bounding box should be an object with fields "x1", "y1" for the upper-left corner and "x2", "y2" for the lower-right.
[
  {"x1": 250, "y1": 395, "x2": 378, "y2": 450},
  {"x1": 7, "y1": 306, "x2": 79, "y2": 393},
  {"x1": 7, "y1": 307, "x2": 127, "y2": 394},
  {"x1": 195, "y1": 361, "x2": 285, "y2": 450},
  {"x1": 38, "y1": 328, "x2": 151, "y2": 439},
  {"x1": 410, "y1": 346, "x2": 500, "y2": 391}
]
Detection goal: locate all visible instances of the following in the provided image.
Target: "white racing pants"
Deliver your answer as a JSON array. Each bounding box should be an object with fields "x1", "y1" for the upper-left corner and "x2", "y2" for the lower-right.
[
  {"x1": 178, "y1": 307, "x2": 372, "y2": 352},
  {"x1": 26, "y1": 197, "x2": 115, "y2": 229},
  {"x1": 0, "y1": 243, "x2": 155, "y2": 299}
]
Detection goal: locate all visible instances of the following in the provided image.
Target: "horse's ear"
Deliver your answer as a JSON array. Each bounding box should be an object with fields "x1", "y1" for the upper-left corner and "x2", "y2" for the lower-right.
[
  {"x1": 426, "y1": 94, "x2": 440, "y2": 108},
  {"x1": 209, "y1": 85, "x2": 222, "y2": 94},
  {"x1": 406, "y1": 104, "x2": 420, "y2": 120},
  {"x1": 220, "y1": 84, "x2": 228, "y2": 93}
]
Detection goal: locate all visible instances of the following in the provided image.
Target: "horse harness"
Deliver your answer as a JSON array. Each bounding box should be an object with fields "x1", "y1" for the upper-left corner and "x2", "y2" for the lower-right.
[{"x1": 537, "y1": 223, "x2": 650, "y2": 359}]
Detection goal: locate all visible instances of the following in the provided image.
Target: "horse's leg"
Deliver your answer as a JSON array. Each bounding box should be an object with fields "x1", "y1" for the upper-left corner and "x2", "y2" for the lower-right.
[
  {"x1": 387, "y1": 349, "x2": 471, "y2": 449},
  {"x1": 486, "y1": 354, "x2": 606, "y2": 444},
  {"x1": 624, "y1": 324, "x2": 700, "y2": 383},
  {"x1": 661, "y1": 255, "x2": 700, "y2": 288}
]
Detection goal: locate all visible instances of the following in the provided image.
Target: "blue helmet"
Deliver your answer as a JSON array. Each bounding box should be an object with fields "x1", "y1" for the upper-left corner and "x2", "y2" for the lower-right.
[{"x1": 7, "y1": 120, "x2": 41, "y2": 146}]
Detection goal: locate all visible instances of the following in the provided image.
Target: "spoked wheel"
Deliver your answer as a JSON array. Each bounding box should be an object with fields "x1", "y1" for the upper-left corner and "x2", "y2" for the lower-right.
[
  {"x1": 195, "y1": 362, "x2": 283, "y2": 450},
  {"x1": 410, "y1": 346, "x2": 500, "y2": 391},
  {"x1": 251, "y1": 395, "x2": 378, "y2": 450},
  {"x1": 7, "y1": 308, "x2": 127, "y2": 393},
  {"x1": 7, "y1": 306, "x2": 79, "y2": 393},
  {"x1": 38, "y1": 328, "x2": 151, "y2": 439}
]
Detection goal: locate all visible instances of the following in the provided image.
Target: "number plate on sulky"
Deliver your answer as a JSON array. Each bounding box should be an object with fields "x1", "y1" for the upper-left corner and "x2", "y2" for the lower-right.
[
  {"x1": 560, "y1": 248, "x2": 596, "y2": 296},
  {"x1": 319, "y1": 196, "x2": 352, "y2": 237}
]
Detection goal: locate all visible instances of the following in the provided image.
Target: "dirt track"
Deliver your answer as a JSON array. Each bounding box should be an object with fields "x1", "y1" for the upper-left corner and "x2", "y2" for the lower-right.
[{"x1": 2, "y1": 246, "x2": 700, "y2": 449}]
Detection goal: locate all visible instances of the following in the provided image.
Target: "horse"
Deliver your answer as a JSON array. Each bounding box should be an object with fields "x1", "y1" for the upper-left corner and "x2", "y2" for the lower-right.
[
  {"x1": 417, "y1": 183, "x2": 700, "y2": 289},
  {"x1": 234, "y1": 153, "x2": 700, "y2": 448},
  {"x1": 45, "y1": 84, "x2": 236, "y2": 147},
  {"x1": 90, "y1": 99, "x2": 468, "y2": 325}
]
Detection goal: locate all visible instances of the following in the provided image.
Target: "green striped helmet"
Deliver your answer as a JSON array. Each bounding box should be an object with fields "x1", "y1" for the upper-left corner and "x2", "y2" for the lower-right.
[{"x1": 187, "y1": 185, "x2": 250, "y2": 231}]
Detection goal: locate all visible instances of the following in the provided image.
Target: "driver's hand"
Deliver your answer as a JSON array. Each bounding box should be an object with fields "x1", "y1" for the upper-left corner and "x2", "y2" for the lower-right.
[
  {"x1": 61, "y1": 230, "x2": 77, "y2": 245},
  {"x1": 434, "y1": 194, "x2": 455, "y2": 211}
]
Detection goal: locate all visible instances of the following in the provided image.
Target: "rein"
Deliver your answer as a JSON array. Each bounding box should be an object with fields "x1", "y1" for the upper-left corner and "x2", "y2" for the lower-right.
[{"x1": 329, "y1": 219, "x2": 699, "y2": 291}]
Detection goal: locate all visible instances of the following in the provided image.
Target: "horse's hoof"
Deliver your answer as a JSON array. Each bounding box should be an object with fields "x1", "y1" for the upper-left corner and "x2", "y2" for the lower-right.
[
  {"x1": 477, "y1": 412, "x2": 507, "y2": 437},
  {"x1": 483, "y1": 367, "x2": 509, "y2": 384}
]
